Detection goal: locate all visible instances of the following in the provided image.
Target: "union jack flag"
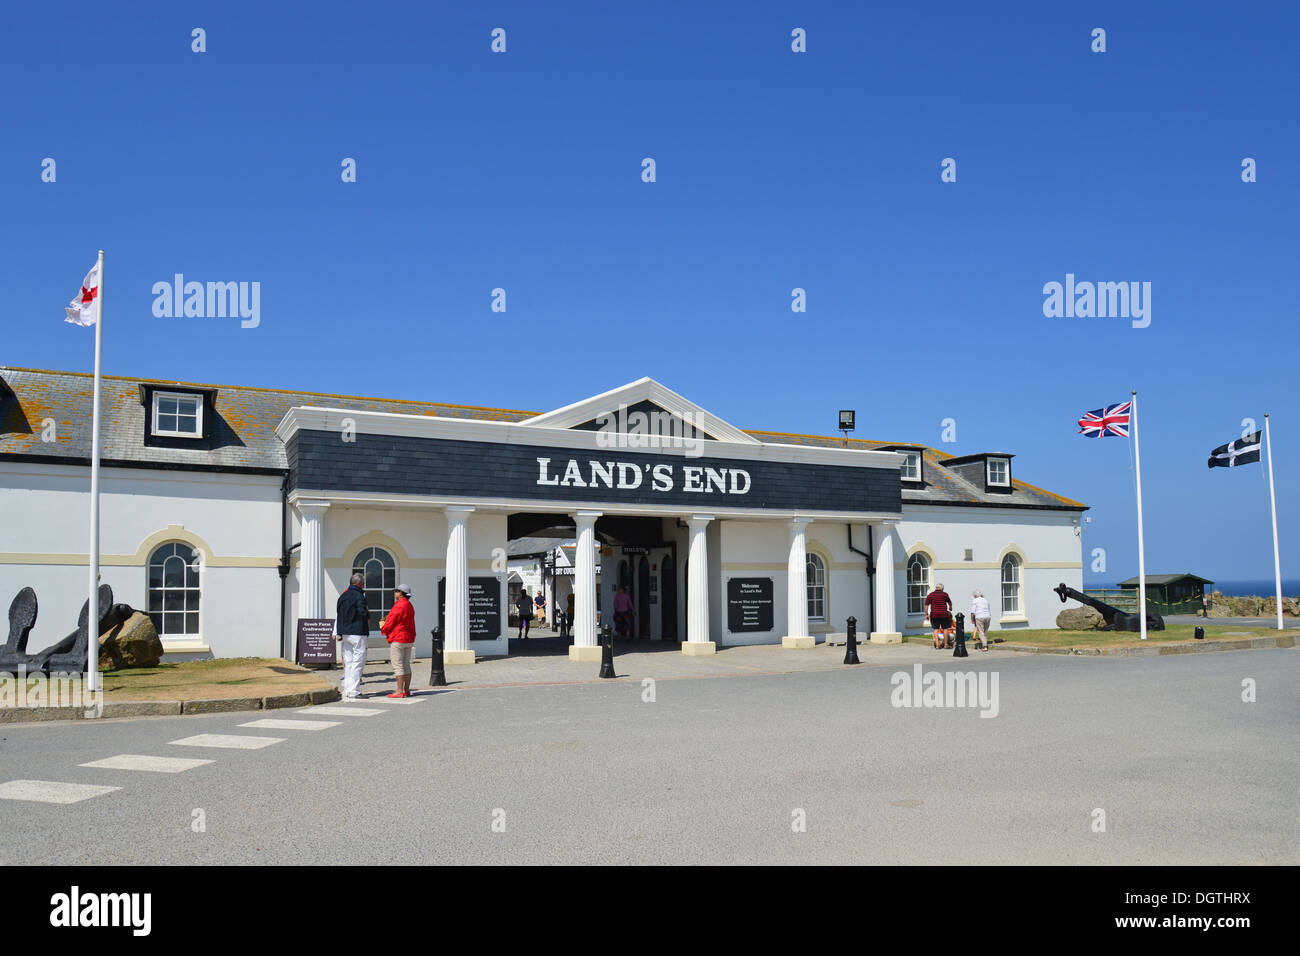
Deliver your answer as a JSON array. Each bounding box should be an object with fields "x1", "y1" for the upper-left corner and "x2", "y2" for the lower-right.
[{"x1": 1077, "y1": 401, "x2": 1131, "y2": 438}]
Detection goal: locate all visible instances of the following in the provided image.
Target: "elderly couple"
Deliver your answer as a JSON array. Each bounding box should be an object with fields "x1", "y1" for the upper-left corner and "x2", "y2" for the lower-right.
[
  {"x1": 923, "y1": 582, "x2": 993, "y2": 651},
  {"x1": 335, "y1": 573, "x2": 416, "y2": 698}
]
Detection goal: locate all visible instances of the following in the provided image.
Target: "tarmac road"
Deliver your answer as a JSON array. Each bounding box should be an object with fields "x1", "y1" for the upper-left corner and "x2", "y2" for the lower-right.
[{"x1": 0, "y1": 647, "x2": 1295, "y2": 865}]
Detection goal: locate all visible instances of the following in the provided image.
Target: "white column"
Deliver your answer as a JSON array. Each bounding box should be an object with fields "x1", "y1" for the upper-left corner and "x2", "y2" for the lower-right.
[
  {"x1": 683, "y1": 514, "x2": 716, "y2": 655},
  {"x1": 870, "y1": 521, "x2": 902, "y2": 644},
  {"x1": 444, "y1": 506, "x2": 475, "y2": 665},
  {"x1": 297, "y1": 500, "x2": 330, "y2": 620},
  {"x1": 569, "y1": 511, "x2": 603, "y2": 661},
  {"x1": 783, "y1": 517, "x2": 814, "y2": 648}
]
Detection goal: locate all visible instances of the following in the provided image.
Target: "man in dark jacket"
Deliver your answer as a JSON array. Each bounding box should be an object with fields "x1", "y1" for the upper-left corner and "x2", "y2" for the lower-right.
[{"x1": 336, "y1": 573, "x2": 370, "y2": 698}]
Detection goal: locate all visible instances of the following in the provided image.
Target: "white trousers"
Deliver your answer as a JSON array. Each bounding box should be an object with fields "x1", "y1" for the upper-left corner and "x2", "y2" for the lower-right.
[{"x1": 340, "y1": 634, "x2": 368, "y2": 697}]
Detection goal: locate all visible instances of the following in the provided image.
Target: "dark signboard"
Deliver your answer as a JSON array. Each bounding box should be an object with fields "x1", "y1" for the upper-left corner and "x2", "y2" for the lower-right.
[
  {"x1": 438, "y1": 577, "x2": 503, "y2": 642},
  {"x1": 727, "y1": 578, "x2": 774, "y2": 633},
  {"x1": 290, "y1": 430, "x2": 901, "y2": 515},
  {"x1": 296, "y1": 618, "x2": 336, "y2": 665}
]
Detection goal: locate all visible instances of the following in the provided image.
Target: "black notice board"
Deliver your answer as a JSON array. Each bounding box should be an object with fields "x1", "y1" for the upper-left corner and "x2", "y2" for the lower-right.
[
  {"x1": 297, "y1": 618, "x2": 336, "y2": 664},
  {"x1": 727, "y1": 578, "x2": 774, "y2": 633},
  {"x1": 438, "y1": 577, "x2": 503, "y2": 641}
]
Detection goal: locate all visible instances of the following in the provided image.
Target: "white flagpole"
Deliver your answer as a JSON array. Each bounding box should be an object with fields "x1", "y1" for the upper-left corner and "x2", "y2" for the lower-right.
[
  {"x1": 87, "y1": 249, "x2": 104, "y2": 698},
  {"x1": 1132, "y1": 389, "x2": 1148, "y2": 640},
  {"x1": 1265, "y1": 414, "x2": 1283, "y2": 631}
]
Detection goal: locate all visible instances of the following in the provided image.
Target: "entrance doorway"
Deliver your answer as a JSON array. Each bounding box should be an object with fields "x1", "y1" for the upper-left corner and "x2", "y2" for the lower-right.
[{"x1": 602, "y1": 545, "x2": 675, "y2": 641}]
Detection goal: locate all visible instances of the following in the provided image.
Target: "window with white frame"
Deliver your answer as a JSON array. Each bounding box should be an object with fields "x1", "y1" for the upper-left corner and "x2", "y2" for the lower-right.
[
  {"x1": 152, "y1": 391, "x2": 203, "y2": 437},
  {"x1": 148, "y1": 542, "x2": 201, "y2": 639},
  {"x1": 806, "y1": 552, "x2": 826, "y2": 622},
  {"x1": 987, "y1": 457, "x2": 1010, "y2": 487},
  {"x1": 352, "y1": 547, "x2": 397, "y2": 631},
  {"x1": 906, "y1": 552, "x2": 931, "y2": 614},
  {"x1": 900, "y1": 450, "x2": 922, "y2": 482},
  {"x1": 1001, "y1": 553, "x2": 1022, "y2": 614}
]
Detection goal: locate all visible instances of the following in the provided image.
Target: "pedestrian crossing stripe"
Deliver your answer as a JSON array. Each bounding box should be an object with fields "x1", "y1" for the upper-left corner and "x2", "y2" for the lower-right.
[
  {"x1": 79, "y1": 755, "x2": 214, "y2": 773},
  {"x1": 240, "y1": 718, "x2": 340, "y2": 731},
  {"x1": 169, "y1": 734, "x2": 285, "y2": 749},
  {"x1": 299, "y1": 706, "x2": 385, "y2": 716},
  {"x1": 0, "y1": 779, "x2": 120, "y2": 804}
]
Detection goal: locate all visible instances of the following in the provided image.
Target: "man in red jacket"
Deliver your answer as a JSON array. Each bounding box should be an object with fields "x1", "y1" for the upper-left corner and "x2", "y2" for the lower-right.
[{"x1": 380, "y1": 583, "x2": 416, "y2": 698}]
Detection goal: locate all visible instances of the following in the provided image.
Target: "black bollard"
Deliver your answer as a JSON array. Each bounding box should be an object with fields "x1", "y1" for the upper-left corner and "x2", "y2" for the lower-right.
[
  {"x1": 952, "y1": 612, "x2": 969, "y2": 658},
  {"x1": 843, "y1": 615, "x2": 861, "y2": 665},
  {"x1": 1194, "y1": 626, "x2": 1204, "y2": 640},
  {"x1": 599, "y1": 624, "x2": 616, "y2": 679},
  {"x1": 428, "y1": 627, "x2": 447, "y2": 687}
]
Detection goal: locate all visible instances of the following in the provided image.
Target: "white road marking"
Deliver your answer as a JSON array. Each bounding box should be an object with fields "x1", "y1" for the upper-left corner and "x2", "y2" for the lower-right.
[
  {"x1": 169, "y1": 734, "x2": 284, "y2": 749},
  {"x1": 299, "y1": 706, "x2": 385, "y2": 716},
  {"x1": 0, "y1": 779, "x2": 121, "y2": 804},
  {"x1": 240, "y1": 718, "x2": 340, "y2": 731},
  {"x1": 80, "y1": 754, "x2": 214, "y2": 773}
]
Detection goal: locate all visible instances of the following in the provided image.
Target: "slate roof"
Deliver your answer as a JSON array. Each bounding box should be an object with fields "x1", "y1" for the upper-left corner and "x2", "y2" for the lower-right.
[
  {"x1": 1117, "y1": 573, "x2": 1213, "y2": 587},
  {"x1": 0, "y1": 366, "x2": 1086, "y2": 511},
  {"x1": 745, "y1": 430, "x2": 1086, "y2": 511}
]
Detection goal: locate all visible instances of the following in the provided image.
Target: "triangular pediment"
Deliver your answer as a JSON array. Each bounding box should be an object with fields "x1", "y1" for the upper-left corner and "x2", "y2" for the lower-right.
[{"x1": 518, "y1": 377, "x2": 759, "y2": 445}]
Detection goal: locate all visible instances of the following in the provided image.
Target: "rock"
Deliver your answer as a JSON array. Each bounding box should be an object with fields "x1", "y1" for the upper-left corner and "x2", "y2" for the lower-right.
[
  {"x1": 1057, "y1": 605, "x2": 1105, "y2": 630},
  {"x1": 98, "y1": 611, "x2": 163, "y2": 670}
]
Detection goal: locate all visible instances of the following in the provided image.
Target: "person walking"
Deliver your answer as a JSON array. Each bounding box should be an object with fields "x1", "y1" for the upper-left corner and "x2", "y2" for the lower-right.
[
  {"x1": 563, "y1": 591, "x2": 574, "y2": 639},
  {"x1": 515, "y1": 588, "x2": 533, "y2": 639},
  {"x1": 380, "y1": 583, "x2": 416, "y2": 698},
  {"x1": 970, "y1": 589, "x2": 992, "y2": 651},
  {"x1": 534, "y1": 590, "x2": 546, "y2": 627},
  {"x1": 613, "y1": 585, "x2": 634, "y2": 640},
  {"x1": 1202, "y1": 593, "x2": 1209, "y2": 618},
  {"x1": 925, "y1": 582, "x2": 954, "y2": 649},
  {"x1": 335, "y1": 573, "x2": 370, "y2": 699}
]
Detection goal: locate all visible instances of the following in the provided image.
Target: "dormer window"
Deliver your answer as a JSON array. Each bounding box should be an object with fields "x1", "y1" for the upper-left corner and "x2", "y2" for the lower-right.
[
  {"x1": 986, "y1": 457, "x2": 1010, "y2": 487},
  {"x1": 152, "y1": 391, "x2": 203, "y2": 438},
  {"x1": 880, "y1": 445, "x2": 925, "y2": 485}
]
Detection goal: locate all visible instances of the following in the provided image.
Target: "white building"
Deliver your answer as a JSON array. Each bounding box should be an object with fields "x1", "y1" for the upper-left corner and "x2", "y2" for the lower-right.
[{"x1": 0, "y1": 367, "x2": 1087, "y2": 663}]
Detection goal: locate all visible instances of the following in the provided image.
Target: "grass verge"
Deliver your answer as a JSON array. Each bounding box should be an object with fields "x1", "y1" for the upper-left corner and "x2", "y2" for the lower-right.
[{"x1": 99, "y1": 657, "x2": 334, "y2": 701}]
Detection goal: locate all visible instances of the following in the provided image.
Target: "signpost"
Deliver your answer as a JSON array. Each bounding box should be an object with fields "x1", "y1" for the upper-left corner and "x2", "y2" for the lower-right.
[
  {"x1": 438, "y1": 577, "x2": 503, "y2": 641},
  {"x1": 296, "y1": 618, "x2": 336, "y2": 667},
  {"x1": 726, "y1": 578, "x2": 774, "y2": 633}
]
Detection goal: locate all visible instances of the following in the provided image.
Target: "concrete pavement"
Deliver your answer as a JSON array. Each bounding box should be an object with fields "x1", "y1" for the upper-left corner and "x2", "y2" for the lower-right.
[{"x1": 0, "y1": 646, "x2": 1295, "y2": 865}]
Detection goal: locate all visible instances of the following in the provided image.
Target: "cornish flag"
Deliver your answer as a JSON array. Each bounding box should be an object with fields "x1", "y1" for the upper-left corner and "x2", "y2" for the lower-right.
[
  {"x1": 64, "y1": 262, "x2": 100, "y2": 326},
  {"x1": 1208, "y1": 431, "x2": 1262, "y2": 468},
  {"x1": 1077, "y1": 401, "x2": 1132, "y2": 438}
]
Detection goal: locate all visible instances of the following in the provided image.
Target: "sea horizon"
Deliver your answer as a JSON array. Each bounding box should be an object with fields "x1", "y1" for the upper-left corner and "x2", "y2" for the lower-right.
[{"x1": 1084, "y1": 578, "x2": 1299, "y2": 597}]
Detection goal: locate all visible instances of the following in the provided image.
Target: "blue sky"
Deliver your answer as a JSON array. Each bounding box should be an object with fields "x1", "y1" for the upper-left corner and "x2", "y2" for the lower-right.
[{"x1": 2, "y1": 1, "x2": 1296, "y2": 586}]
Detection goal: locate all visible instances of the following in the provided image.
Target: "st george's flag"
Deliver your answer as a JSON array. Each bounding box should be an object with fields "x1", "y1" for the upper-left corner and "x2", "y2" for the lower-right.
[
  {"x1": 64, "y1": 261, "x2": 101, "y2": 326},
  {"x1": 1077, "y1": 401, "x2": 1131, "y2": 438},
  {"x1": 1208, "y1": 431, "x2": 1262, "y2": 468}
]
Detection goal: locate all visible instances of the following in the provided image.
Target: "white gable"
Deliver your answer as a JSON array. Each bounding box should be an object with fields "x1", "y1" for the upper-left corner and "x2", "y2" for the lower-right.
[{"x1": 518, "y1": 377, "x2": 760, "y2": 445}]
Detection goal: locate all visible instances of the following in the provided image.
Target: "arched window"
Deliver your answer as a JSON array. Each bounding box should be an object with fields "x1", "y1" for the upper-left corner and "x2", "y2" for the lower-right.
[
  {"x1": 352, "y1": 547, "x2": 396, "y2": 632},
  {"x1": 1001, "y1": 553, "x2": 1022, "y2": 614},
  {"x1": 806, "y1": 552, "x2": 826, "y2": 622},
  {"x1": 148, "y1": 543, "x2": 200, "y2": 638},
  {"x1": 906, "y1": 553, "x2": 930, "y2": 614}
]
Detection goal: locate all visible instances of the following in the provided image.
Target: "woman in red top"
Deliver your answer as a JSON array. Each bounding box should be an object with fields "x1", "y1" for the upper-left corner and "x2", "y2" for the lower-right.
[
  {"x1": 924, "y1": 583, "x2": 954, "y2": 650},
  {"x1": 380, "y1": 583, "x2": 416, "y2": 698}
]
